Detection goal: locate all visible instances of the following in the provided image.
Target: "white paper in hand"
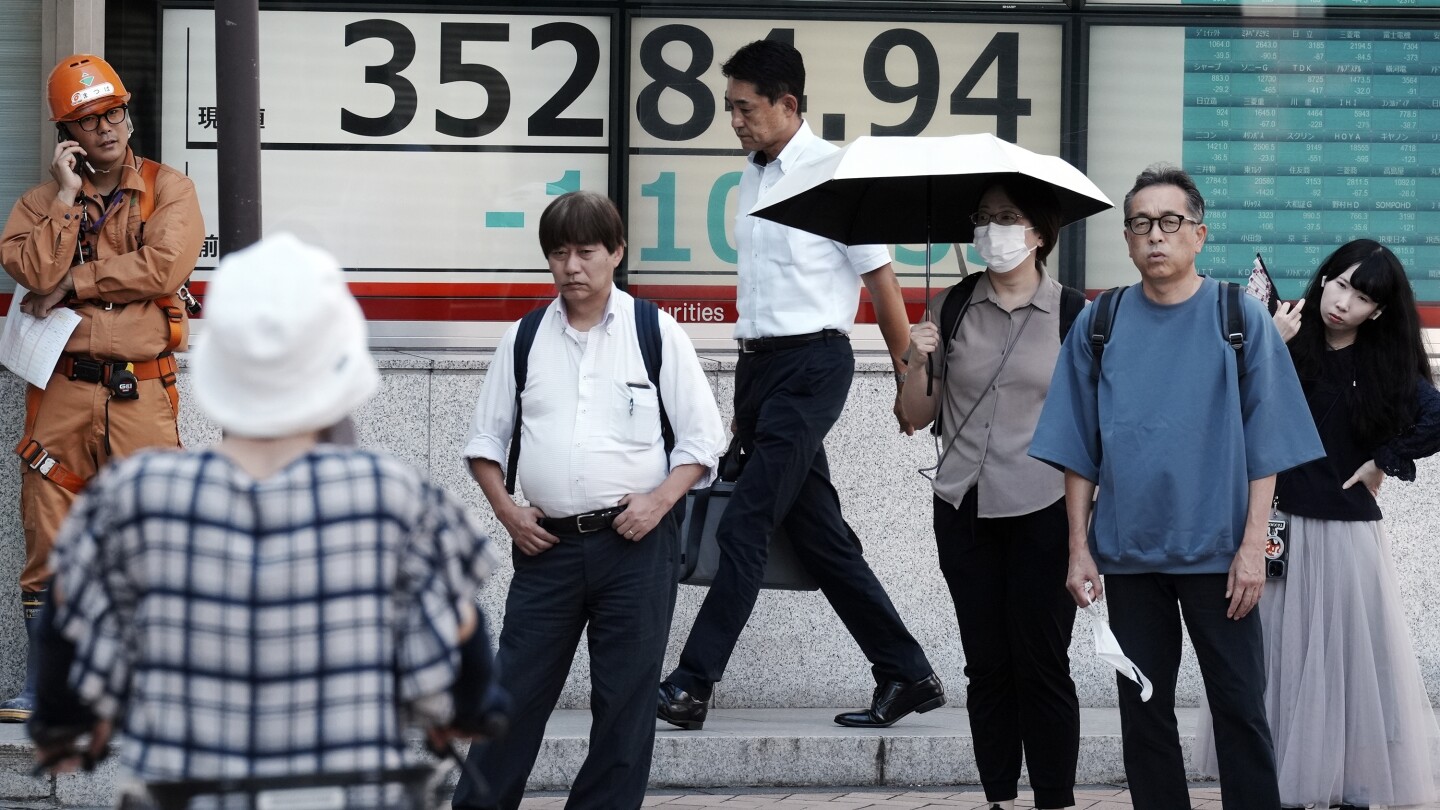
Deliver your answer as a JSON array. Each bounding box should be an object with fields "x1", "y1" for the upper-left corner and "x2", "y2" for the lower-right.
[
  {"x1": 0, "y1": 287, "x2": 81, "y2": 389},
  {"x1": 1085, "y1": 602, "x2": 1153, "y2": 702}
]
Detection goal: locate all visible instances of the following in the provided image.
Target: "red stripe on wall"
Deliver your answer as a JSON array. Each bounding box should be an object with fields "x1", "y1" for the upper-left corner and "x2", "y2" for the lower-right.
[{"x1": 1, "y1": 291, "x2": 1435, "y2": 328}]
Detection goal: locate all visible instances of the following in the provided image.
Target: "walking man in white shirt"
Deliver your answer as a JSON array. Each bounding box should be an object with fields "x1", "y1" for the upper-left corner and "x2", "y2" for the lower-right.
[
  {"x1": 453, "y1": 191, "x2": 726, "y2": 810},
  {"x1": 657, "y1": 39, "x2": 944, "y2": 732}
]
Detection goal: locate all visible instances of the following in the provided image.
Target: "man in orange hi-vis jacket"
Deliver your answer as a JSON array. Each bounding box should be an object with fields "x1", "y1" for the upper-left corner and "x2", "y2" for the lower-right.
[{"x1": 0, "y1": 53, "x2": 204, "y2": 722}]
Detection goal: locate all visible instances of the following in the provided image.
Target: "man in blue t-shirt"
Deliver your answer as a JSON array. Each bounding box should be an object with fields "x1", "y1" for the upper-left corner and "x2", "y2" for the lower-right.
[{"x1": 1030, "y1": 164, "x2": 1323, "y2": 809}]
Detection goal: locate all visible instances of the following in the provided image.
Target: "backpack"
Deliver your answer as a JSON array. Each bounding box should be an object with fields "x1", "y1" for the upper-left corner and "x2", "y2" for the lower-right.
[
  {"x1": 932, "y1": 273, "x2": 1085, "y2": 434},
  {"x1": 1088, "y1": 280, "x2": 1245, "y2": 382},
  {"x1": 504, "y1": 297, "x2": 673, "y2": 494}
]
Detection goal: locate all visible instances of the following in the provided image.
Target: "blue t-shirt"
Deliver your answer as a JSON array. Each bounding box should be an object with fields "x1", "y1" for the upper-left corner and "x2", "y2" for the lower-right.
[{"x1": 1029, "y1": 277, "x2": 1324, "y2": 575}]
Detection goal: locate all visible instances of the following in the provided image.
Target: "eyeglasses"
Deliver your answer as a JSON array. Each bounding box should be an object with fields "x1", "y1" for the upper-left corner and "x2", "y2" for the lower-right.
[
  {"x1": 969, "y1": 211, "x2": 1025, "y2": 227},
  {"x1": 73, "y1": 105, "x2": 129, "y2": 132},
  {"x1": 1124, "y1": 214, "x2": 1199, "y2": 235}
]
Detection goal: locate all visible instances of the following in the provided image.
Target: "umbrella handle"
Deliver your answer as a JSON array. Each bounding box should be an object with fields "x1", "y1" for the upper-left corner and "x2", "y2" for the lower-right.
[{"x1": 923, "y1": 179, "x2": 934, "y2": 397}]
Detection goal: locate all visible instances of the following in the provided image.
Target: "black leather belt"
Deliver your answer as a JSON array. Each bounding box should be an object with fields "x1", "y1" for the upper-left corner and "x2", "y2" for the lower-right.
[
  {"x1": 736, "y1": 329, "x2": 846, "y2": 354},
  {"x1": 540, "y1": 506, "x2": 625, "y2": 535}
]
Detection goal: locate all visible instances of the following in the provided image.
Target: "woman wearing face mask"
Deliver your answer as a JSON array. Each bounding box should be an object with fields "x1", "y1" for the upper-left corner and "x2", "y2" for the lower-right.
[{"x1": 900, "y1": 178, "x2": 1086, "y2": 810}]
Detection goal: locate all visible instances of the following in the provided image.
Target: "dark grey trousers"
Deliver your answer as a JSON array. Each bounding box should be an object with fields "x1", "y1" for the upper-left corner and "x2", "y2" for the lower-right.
[{"x1": 453, "y1": 505, "x2": 680, "y2": 810}]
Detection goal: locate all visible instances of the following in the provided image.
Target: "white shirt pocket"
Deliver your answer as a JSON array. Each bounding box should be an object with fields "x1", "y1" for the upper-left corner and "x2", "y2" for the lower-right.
[{"x1": 616, "y1": 380, "x2": 661, "y2": 447}]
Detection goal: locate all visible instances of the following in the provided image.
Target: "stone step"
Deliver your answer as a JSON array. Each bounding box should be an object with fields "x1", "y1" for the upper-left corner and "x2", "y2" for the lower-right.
[
  {"x1": 578, "y1": 707, "x2": 1190, "y2": 790},
  {"x1": 1, "y1": 707, "x2": 1220, "y2": 806}
]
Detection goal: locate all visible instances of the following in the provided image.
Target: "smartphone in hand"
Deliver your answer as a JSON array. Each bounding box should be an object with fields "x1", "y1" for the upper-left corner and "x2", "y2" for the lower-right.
[
  {"x1": 54, "y1": 126, "x2": 95, "y2": 177},
  {"x1": 1244, "y1": 253, "x2": 1281, "y2": 315}
]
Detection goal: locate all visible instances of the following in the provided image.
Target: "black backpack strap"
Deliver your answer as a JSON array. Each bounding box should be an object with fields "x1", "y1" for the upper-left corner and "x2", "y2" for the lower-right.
[
  {"x1": 939, "y1": 272, "x2": 985, "y2": 360},
  {"x1": 1059, "y1": 285, "x2": 1085, "y2": 342},
  {"x1": 931, "y1": 272, "x2": 985, "y2": 436},
  {"x1": 635, "y1": 297, "x2": 662, "y2": 386},
  {"x1": 1089, "y1": 286, "x2": 1126, "y2": 383},
  {"x1": 505, "y1": 305, "x2": 550, "y2": 495},
  {"x1": 633, "y1": 297, "x2": 674, "y2": 454},
  {"x1": 1220, "y1": 281, "x2": 1246, "y2": 377}
]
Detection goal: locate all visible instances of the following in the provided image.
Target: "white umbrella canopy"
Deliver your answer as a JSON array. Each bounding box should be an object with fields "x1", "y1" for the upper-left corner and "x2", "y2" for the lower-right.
[{"x1": 748, "y1": 133, "x2": 1113, "y2": 246}]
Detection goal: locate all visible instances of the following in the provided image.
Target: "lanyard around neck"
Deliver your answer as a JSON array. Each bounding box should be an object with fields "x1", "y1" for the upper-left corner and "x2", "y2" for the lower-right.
[{"x1": 83, "y1": 189, "x2": 128, "y2": 235}]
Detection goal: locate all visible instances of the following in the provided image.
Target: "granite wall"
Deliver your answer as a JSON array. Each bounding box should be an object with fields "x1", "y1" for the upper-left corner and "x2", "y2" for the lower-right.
[{"x1": 1, "y1": 355, "x2": 1437, "y2": 714}]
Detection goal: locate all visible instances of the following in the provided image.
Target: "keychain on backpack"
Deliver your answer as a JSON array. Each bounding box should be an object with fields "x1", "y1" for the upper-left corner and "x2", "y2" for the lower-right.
[{"x1": 1265, "y1": 497, "x2": 1289, "y2": 579}]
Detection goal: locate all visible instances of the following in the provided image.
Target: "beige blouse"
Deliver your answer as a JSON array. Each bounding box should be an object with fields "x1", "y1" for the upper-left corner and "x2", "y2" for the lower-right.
[{"x1": 928, "y1": 272, "x2": 1068, "y2": 518}]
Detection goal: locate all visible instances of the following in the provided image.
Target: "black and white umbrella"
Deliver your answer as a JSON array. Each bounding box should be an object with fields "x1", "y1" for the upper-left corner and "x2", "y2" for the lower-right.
[{"x1": 750, "y1": 132, "x2": 1113, "y2": 290}]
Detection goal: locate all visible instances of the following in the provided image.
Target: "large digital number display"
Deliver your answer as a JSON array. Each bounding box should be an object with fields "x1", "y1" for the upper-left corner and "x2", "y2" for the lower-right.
[
  {"x1": 160, "y1": 9, "x2": 613, "y2": 321},
  {"x1": 151, "y1": 9, "x2": 1438, "y2": 333},
  {"x1": 160, "y1": 10, "x2": 1062, "y2": 327},
  {"x1": 1086, "y1": 25, "x2": 1440, "y2": 302},
  {"x1": 624, "y1": 18, "x2": 1064, "y2": 323}
]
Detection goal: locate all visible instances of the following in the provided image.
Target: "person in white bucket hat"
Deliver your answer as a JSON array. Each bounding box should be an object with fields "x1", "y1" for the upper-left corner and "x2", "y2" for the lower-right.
[
  {"x1": 192, "y1": 232, "x2": 379, "y2": 438},
  {"x1": 26, "y1": 234, "x2": 502, "y2": 800}
]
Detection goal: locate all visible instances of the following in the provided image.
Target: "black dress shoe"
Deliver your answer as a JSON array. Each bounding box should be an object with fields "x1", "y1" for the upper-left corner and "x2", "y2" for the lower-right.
[
  {"x1": 657, "y1": 681, "x2": 708, "y2": 730},
  {"x1": 833, "y1": 673, "x2": 945, "y2": 728}
]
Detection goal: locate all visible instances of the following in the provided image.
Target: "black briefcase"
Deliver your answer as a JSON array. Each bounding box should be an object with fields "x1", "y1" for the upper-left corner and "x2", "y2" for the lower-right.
[{"x1": 677, "y1": 439, "x2": 819, "y2": 591}]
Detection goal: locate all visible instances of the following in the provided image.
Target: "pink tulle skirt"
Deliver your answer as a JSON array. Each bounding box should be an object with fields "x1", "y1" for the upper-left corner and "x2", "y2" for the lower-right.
[{"x1": 1196, "y1": 514, "x2": 1440, "y2": 808}]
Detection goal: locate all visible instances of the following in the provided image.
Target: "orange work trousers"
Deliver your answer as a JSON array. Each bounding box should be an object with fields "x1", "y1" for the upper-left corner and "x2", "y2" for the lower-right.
[{"x1": 19, "y1": 373, "x2": 180, "y2": 592}]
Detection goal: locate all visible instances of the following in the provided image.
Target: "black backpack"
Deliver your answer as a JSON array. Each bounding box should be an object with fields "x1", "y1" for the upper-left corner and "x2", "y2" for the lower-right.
[
  {"x1": 505, "y1": 298, "x2": 673, "y2": 494},
  {"x1": 1087, "y1": 280, "x2": 1246, "y2": 382}
]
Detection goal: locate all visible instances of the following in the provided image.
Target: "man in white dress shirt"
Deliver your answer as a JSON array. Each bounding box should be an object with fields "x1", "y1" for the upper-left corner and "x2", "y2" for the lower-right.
[
  {"x1": 454, "y1": 192, "x2": 726, "y2": 810},
  {"x1": 657, "y1": 39, "x2": 944, "y2": 733}
]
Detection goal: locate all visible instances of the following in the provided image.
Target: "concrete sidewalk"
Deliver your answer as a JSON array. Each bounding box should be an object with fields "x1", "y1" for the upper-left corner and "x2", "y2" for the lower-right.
[
  {"x1": 528, "y1": 784, "x2": 1223, "y2": 808},
  {"x1": 0, "y1": 707, "x2": 1169, "y2": 807}
]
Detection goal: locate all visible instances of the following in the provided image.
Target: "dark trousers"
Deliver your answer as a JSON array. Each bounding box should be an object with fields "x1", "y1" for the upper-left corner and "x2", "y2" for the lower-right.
[
  {"x1": 452, "y1": 506, "x2": 680, "y2": 810},
  {"x1": 670, "y1": 337, "x2": 931, "y2": 697},
  {"x1": 1106, "y1": 573, "x2": 1279, "y2": 810},
  {"x1": 934, "y1": 491, "x2": 1078, "y2": 809}
]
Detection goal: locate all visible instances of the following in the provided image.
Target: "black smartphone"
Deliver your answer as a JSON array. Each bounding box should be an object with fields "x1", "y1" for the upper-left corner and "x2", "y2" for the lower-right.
[
  {"x1": 55, "y1": 125, "x2": 95, "y2": 175},
  {"x1": 1245, "y1": 253, "x2": 1282, "y2": 316}
]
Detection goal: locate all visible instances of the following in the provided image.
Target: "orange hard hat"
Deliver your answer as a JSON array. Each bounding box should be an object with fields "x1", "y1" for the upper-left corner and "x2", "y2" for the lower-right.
[{"x1": 48, "y1": 54, "x2": 130, "y2": 122}]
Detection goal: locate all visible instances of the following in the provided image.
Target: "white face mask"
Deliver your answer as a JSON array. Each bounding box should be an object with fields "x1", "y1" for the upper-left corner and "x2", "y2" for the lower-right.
[{"x1": 973, "y1": 223, "x2": 1036, "y2": 274}]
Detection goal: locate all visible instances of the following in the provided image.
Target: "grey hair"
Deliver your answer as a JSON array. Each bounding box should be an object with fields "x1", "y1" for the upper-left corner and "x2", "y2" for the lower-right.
[{"x1": 1122, "y1": 163, "x2": 1205, "y2": 222}]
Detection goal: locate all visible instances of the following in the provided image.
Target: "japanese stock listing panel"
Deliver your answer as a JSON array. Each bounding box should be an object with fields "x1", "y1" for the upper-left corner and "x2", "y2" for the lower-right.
[
  {"x1": 1086, "y1": 24, "x2": 1440, "y2": 304},
  {"x1": 160, "y1": 8, "x2": 614, "y2": 323},
  {"x1": 624, "y1": 18, "x2": 1063, "y2": 325}
]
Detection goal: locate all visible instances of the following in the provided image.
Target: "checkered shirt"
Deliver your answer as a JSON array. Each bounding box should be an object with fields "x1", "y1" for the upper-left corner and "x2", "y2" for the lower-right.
[{"x1": 50, "y1": 446, "x2": 496, "y2": 782}]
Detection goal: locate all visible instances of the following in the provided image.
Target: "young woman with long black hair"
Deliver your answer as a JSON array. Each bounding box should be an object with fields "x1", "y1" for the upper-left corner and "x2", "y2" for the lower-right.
[{"x1": 1198, "y1": 238, "x2": 1440, "y2": 808}]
